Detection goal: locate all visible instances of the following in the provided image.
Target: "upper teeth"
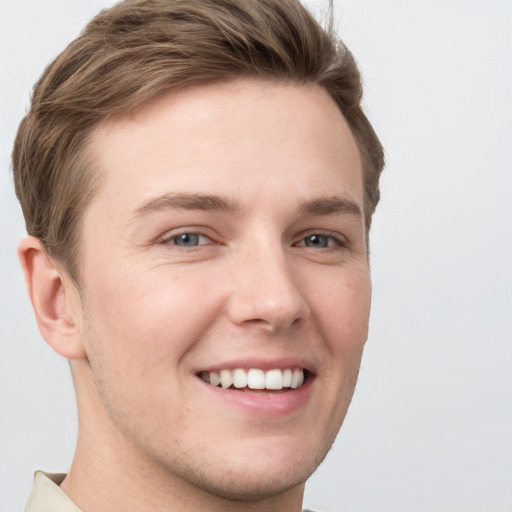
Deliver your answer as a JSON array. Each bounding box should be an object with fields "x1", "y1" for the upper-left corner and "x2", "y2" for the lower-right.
[{"x1": 201, "y1": 368, "x2": 305, "y2": 390}]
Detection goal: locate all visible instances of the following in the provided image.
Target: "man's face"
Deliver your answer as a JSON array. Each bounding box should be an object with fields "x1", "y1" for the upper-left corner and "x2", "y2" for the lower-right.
[{"x1": 75, "y1": 80, "x2": 371, "y2": 500}]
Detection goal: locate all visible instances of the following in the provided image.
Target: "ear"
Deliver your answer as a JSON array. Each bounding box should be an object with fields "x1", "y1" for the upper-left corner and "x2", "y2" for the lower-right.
[{"x1": 18, "y1": 235, "x2": 86, "y2": 359}]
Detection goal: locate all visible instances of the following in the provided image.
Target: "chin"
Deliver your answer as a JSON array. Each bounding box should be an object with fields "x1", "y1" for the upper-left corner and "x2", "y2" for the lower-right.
[
  {"x1": 181, "y1": 458, "x2": 313, "y2": 502},
  {"x1": 159, "y1": 433, "x2": 336, "y2": 503}
]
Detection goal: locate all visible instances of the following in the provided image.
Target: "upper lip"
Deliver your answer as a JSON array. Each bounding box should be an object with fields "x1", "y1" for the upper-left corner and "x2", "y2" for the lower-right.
[{"x1": 194, "y1": 357, "x2": 316, "y2": 375}]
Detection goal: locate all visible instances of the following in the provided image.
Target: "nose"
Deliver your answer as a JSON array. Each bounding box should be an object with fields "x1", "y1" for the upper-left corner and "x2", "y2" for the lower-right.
[{"x1": 226, "y1": 245, "x2": 310, "y2": 333}]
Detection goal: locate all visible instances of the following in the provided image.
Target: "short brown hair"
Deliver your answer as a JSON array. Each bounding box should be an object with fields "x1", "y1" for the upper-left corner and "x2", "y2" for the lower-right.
[{"x1": 13, "y1": 0, "x2": 384, "y2": 281}]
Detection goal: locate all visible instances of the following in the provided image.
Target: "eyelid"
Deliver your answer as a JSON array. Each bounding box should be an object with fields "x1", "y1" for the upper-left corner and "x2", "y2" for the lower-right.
[
  {"x1": 294, "y1": 230, "x2": 349, "y2": 247},
  {"x1": 158, "y1": 227, "x2": 216, "y2": 245}
]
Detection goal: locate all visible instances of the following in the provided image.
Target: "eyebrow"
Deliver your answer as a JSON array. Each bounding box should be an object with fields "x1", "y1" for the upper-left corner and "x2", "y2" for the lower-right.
[
  {"x1": 298, "y1": 196, "x2": 362, "y2": 217},
  {"x1": 133, "y1": 192, "x2": 362, "y2": 219},
  {"x1": 133, "y1": 192, "x2": 243, "y2": 217}
]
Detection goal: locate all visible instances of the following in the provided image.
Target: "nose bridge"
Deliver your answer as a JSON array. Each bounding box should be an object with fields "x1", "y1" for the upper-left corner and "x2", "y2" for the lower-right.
[{"x1": 227, "y1": 235, "x2": 310, "y2": 332}]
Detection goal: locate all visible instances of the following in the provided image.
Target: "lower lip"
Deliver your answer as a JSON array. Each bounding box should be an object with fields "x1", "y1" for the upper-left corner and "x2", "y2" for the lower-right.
[{"x1": 197, "y1": 376, "x2": 314, "y2": 417}]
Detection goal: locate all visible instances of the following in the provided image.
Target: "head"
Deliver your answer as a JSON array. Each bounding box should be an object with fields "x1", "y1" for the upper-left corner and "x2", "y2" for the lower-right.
[
  {"x1": 13, "y1": 0, "x2": 383, "y2": 283},
  {"x1": 14, "y1": 0, "x2": 384, "y2": 507}
]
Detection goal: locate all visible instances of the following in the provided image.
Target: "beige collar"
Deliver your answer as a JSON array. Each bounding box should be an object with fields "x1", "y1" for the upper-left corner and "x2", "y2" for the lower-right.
[{"x1": 25, "y1": 471, "x2": 81, "y2": 512}]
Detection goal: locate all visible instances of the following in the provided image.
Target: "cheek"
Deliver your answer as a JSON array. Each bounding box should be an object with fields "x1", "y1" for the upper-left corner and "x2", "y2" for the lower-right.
[
  {"x1": 306, "y1": 273, "x2": 370, "y2": 454},
  {"x1": 313, "y1": 267, "x2": 372, "y2": 349},
  {"x1": 81, "y1": 263, "x2": 224, "y2": 375}
]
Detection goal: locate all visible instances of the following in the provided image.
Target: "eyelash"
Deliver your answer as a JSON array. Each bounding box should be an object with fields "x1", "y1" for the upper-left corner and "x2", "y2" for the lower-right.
[
  {"x1": 294, "y1": 231, "x2": 348, "y2": 249},
  {"x1": 160, "y1": 230, "x2": 347, "y2": 250},
  {"x1": 160, "y1": 231, "x2": 213, "y2": 247}
]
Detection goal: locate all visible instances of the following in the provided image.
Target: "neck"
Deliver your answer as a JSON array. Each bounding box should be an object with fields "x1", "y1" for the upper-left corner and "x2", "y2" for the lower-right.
[
  {"x1": 62, "y1": 363, "x2": 305, "y2": 512},
  {"x1": 61, "y1": 442, "x2": 305, "y2": 512}
]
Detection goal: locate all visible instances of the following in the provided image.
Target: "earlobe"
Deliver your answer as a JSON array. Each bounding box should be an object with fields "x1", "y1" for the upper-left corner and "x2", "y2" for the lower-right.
[{"x1": 17, "y1": 235, "x2": 86, "y2": 359}]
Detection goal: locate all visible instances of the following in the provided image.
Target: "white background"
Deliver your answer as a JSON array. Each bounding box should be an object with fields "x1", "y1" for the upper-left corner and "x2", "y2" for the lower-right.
[{"x1": 1, "y1": 1, "x2": 511, "y2": 511}]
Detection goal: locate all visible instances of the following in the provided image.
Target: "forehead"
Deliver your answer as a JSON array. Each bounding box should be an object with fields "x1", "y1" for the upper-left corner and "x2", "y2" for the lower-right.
[{"x1": 87, "y1": 79, "x2": 363, "y2": 215}]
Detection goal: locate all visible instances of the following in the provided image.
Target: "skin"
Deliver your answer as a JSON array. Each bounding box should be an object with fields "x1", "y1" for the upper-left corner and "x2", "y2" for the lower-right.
[{"x1": 19, "y1": 79, "x2": 371, "y2": 512}]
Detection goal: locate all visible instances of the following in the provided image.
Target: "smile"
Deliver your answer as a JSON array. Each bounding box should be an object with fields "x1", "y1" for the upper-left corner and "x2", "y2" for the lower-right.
[{"x1": 198, "y1": 368, "x2": 306, "y2": 391}]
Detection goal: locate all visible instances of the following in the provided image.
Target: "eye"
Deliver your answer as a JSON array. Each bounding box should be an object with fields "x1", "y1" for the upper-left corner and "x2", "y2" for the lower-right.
[
  {"x1": 168, "y1": 233, "x2": 211, "y2": 247},
  {"x1": 296, "y1": 233, "x2": 345, "y2": 249}
]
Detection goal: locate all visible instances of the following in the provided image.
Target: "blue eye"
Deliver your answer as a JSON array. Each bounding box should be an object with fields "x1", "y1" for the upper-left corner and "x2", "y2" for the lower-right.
[
  {"x1": 303, "y1": 234, "x2": 331, "y2": 248},
  {"x1": 171, "y1": 233, "x2": 203, "y2": 247}
]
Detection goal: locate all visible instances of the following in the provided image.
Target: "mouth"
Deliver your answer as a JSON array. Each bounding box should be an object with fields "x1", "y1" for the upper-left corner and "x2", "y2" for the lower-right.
[{"x1": 197, "y1": 367, "x2": 309, "y2": 392}]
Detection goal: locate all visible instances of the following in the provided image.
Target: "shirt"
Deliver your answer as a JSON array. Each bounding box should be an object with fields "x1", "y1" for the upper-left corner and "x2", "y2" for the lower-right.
[
  {"x1": 25, "y1": 472, "x2": 80, "y2": 512},
  {"x1": 25, "y1": 471, "x2": 318, "y2": 511}
]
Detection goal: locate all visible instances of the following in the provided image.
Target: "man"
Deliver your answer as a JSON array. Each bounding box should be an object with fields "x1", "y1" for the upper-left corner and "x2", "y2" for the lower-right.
[{"x1": 13, "y1": 0, "x2": 384, "y2": 510}]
